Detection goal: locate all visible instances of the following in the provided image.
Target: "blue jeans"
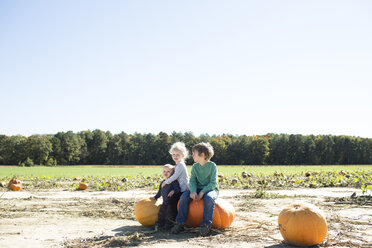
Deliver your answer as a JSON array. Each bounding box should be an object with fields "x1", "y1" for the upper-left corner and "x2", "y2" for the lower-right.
[{"x1": 176, "y1": 189, "x2": 218, "y2": 227}]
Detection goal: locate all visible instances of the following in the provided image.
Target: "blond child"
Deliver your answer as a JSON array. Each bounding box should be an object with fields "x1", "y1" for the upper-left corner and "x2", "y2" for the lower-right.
[{"x1": 161, "y1": 142, "x2": 190, "y2": 193}]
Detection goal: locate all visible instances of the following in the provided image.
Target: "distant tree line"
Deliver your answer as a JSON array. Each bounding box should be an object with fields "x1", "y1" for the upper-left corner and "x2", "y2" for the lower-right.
[{"x1": 0, "y1": 130, "x2": 371, "y2": 166}]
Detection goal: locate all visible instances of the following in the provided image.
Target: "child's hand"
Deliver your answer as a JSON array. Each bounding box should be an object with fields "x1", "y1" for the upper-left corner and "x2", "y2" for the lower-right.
[
  {"x1": 168, "y1": 190, "x2": 174, "y2": 197},
  {"x1": 161, "y1": 181, "x2": 167, "y2": 188},
  {"x1": 190, "y1": 192, "x2": 197, "y2": 200},
  {"x1": 197, "y1": 191, "x2": 204, "y2": 200},
  {"x1": 150, "y1": 197, "x2": 156, "y2": 201}
]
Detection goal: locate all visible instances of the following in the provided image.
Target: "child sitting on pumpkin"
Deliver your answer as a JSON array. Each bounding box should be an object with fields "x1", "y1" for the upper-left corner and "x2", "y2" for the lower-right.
[
  {"x1": 171, "y1": 142, "x2": 219, "y2": 236},
  {"x1": 151, "y1": 164, "x2": 181, "y2": 230},
  {"x1": 161, "y1": 141, "x2": 189, "y2": 200}
]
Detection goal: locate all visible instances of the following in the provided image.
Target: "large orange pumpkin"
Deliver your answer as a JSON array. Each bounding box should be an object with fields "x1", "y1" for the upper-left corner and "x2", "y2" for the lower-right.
[
  {"x1": 278, "y1": 202, "x2": 327, "y2": 246},
  {"x1": 134, "y1": 198, "x2": 161, "y2": 226},
  {"x1": 179, "y1": 198, "x2": 235, "y2": 229}
]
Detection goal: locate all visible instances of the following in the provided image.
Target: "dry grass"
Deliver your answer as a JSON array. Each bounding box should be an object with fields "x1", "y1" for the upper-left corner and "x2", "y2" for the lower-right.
[
  {"x1": 0, "y1": 197, "x2": 136, "y2": 220},
  {"x1": 1, "y1": 188, "x2": 371, "y2": 247}
]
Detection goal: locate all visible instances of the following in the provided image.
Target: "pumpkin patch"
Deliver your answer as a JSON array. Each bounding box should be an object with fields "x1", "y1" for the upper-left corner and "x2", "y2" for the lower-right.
[{"x1": 0, "y1": 166, "x2": 370, "y2": 247}]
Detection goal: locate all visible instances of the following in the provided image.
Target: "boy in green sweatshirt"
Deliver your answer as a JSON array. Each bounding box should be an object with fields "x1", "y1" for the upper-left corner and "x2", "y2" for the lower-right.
[{"x1": 171, "y1": 142, "x2": 218, "y2": 236}]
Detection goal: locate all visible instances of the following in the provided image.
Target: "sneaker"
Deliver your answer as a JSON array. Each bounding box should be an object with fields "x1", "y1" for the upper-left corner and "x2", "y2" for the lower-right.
[
  {"x1": 199, "y1": 224, "x2": 211, "y2": 236},
  {"x1": 171, "y1": 223, "x2": 184, "y2": 234}
]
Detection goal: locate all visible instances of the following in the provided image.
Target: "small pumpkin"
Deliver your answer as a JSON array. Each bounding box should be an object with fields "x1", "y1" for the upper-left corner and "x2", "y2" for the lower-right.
[
  {"x1": 179, "y1": 198, "x2": 235, "y2": 229},
  {"x1": 10, "y1": 183, "x2": 22, "y2": 191},
  {"x1": 8, "y1": 178, "x2": 22, "y2": 189},
  {"x1": 278, "y1": 202, "x2": 327, "y2": 246},
  {"x1": 218, "y1": 174, "x2": 224, "y2": 182},
  {"x1": 231, "y1": 178, "x2": 238, "y2": 185},
  {"x1": 79, "y1": 183, "x2": 88, "y2": 190},
  {"x1": 134, "y1": 198, "x2": 161, "y2": 226}
]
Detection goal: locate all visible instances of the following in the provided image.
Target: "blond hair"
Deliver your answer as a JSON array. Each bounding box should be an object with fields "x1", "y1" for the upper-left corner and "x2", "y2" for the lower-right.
[
  {"x1": 163, "y1": 164, "x2": 175, "y2": 174},
  {"x1": 192, "y1": 142, "x2": 214, "y2": 160},
  {"x1": 169, "y1": 142, "x2": 189, "y2": 159}
]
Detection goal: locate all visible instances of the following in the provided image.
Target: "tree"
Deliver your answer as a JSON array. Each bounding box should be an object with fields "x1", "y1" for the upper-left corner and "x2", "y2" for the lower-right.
[
  {"x1": 183, "y1": 132, "x2": 200, "y2": 165},
  {"x1": 141, "y1": 133, "x2": 158, "y2": 164},
  {"x1": 155, "y1": 132, "x2": 172, "y2": 165},
  {"x1": 0, "y1": 135, "x2": 8, "y2": 164},
  {"x1": 25, "y1": 135, "x2": 53, "y2": 165},
  {"x1": 87, "y1": 129, "x2": 108, "y2": 164},
  {"x1": 129, "y1": 133, "x2": 151, "y2": 164},
  {"x1": 77, "y1": 130, "x2": 92, "y2": 164},
  {"x1": 118, "y1": 132, "x2": 133, "y2": 164},
  {"x1": 52, "y1": 131, "x2": 83, "y2": 165},
  {"x1": 106, "y1": 134, "x2": 123, "y2": 165},
  {"x1": 209, "y1": 136, "x2": 228, "y2": 165},
  {"x1": 287, "y1": 135, "x2": 306, "y2": 165},
  {"x1": 303, "y1": 135, "x2": 316, "y2": 164},
  {"x1": 268, "y1": 134, "x2": 289, "y2": 165},
  {"x1": 248, "y1": 136, "x2": 269, "y2": 165},
  {"x1": 1, "y1": 131, "x2": 371, "y2": 166},
  {"x1": 3, "y1": 135, "x2": 28, "y2": 165},
  {"x1": 314, "y1": 135, "x2": 335, "y2": 164},
  {"x1": 226, "y1": 135, "x2": 250, "y2": 165}
]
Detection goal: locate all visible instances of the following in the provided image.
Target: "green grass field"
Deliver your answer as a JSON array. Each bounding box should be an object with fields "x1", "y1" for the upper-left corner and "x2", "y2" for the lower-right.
[{"x1": 1, "y1": 165, "x2": 371, "y2": 178}]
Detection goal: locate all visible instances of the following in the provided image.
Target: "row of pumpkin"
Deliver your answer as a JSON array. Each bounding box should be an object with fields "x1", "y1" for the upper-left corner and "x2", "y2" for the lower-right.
[
  {"x1": 2, "y1": 178, "x2": 89, "y2": 191},
  {"x1": 134, "y1": 197, "x2": 328, "y2": 247}
]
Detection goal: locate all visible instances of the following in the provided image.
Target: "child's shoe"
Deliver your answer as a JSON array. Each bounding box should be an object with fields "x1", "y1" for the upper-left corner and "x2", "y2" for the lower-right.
[
  {"x1": 162, "y1": 224, "x2": 170, "y2": 230},
  {"x1": 199, "y1": 224, "x2": 211, "y2": 236},
  {"x1": 153, "y1": 223, "x2": 160, "y2": 231},
  {"x1": 171, "y1": 223, "x2": 184, "y2": 234}
]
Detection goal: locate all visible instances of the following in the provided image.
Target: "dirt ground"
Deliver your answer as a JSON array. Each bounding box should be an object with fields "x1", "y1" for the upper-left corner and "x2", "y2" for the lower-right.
[{"x1": 0, "y1": 187, "x2": 371, "y2": 248}]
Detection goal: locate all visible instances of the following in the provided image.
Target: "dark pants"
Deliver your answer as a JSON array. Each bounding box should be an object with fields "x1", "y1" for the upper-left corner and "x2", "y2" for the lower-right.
[{"x1": 157, "y1": 192, "x2": 182, "y2": 227}]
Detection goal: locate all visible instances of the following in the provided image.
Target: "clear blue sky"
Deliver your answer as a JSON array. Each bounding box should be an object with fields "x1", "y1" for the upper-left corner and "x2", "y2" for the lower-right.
[{"x1": 1, "y1": 0, "x2": 371, "y2": 138}]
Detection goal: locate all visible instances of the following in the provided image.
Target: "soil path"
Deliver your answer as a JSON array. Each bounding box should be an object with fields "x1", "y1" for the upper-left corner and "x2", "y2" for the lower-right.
[{"x1": 0, "y1": 188, "x2": 371, "y2": 248}]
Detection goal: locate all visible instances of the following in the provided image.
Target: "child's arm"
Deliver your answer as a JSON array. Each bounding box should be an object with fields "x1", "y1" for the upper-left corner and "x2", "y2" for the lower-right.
[
  {"x1": 172, "y1": 180, "x2": 181, "y2": 194},
  {"x1": 168, "y1": 181, "x2": 181, "y2": 197},
  {"x1": 162, "y1": 163, "x2": 184, "y2": 187},
  {"x1": 189, "y1": 165, "x2": 197, "y2": 193},
  {"x1": 153, "y1": 180, "x2": 163, "y2": 200},
  {"x1": 196, "y1": 165, "x2": 217, "y2": 200},
  {"x1": 189, "y1": 164, "x2": 198, "y2": 200}
]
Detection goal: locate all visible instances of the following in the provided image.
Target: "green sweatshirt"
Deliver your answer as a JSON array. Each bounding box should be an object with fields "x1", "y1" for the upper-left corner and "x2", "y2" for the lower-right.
[{"x1": 189, "y1": 161, "x2": 219, "y2": 193}]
